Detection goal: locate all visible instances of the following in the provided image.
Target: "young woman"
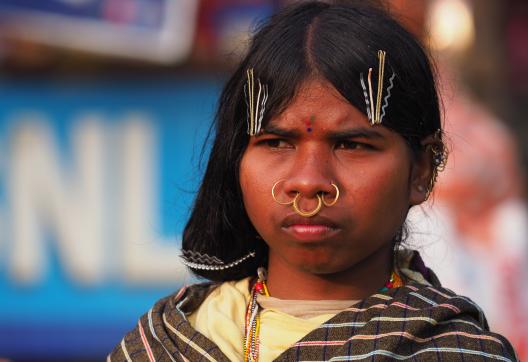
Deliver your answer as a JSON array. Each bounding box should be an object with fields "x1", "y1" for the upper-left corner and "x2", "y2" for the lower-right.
[{"x1": 109, "y1": 1, "x2": 518, "y2": 361}]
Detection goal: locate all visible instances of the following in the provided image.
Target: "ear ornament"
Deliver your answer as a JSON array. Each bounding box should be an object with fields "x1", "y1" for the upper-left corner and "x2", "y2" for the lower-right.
[{"x1": 425, "y1": 129, "x2": 449, "y2": 199}]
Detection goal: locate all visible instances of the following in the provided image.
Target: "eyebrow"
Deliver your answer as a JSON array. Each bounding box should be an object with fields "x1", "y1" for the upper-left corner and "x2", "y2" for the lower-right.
[
  {"x1": 328, "y1": 128, "x2": 385, "y2": 140},
  {"x1": 260, "y1": 124, "x2": 302, "y2": 138},
  {"x1": 261, "y1": 124, "x2": 385, "y2": 140}
]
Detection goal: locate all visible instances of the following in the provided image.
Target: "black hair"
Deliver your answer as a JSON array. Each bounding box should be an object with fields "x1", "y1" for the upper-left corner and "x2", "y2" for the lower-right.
[{"x1": 181, "y1": 0, "x2": 442, "y2": 281}]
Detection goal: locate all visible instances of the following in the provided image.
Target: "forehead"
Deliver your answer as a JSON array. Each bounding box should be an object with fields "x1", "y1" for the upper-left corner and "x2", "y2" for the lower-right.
[{"x1": 267, "y1": 79, "x2": 369, "y2": 130}]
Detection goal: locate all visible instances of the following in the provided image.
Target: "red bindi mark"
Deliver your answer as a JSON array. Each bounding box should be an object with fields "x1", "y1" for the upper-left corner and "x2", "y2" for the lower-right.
[{"x1": 305, "y1": 115, "x2": 315, "y2": 132}]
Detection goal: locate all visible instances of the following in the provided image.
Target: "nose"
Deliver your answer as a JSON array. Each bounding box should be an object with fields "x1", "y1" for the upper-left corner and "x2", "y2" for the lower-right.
[{"x1": 281, "y1": 151, "x2": 336, "y2": 201}]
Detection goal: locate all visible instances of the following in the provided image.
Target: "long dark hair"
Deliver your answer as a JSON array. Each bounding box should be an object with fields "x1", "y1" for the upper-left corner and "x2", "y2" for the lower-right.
[{"x1": 181, "y1": 0, "x2": 442, "y2": 281}]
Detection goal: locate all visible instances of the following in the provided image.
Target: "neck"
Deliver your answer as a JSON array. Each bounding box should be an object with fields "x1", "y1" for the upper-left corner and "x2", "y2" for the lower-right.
[{"x1": 265, "y1": 244, "x2": 393, "y2": 300}]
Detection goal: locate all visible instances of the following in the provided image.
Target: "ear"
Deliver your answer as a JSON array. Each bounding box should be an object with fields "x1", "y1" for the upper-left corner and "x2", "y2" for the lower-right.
[{"x1": 409, "y1": 135, "x2": 436, "y2": 206}]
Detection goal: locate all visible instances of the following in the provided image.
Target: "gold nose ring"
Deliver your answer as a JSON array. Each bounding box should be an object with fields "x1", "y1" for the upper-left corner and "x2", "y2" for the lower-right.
[
  {"x1": 322, "y1": 183, "x2": 340, "y2": 207},
  {"x1": 292, "y1": 193, "x2": 323, "y2": 217},
  {"x1": 271, "y1": 179, "x2": 296, "y2": 205},
  {"x1": 272, "y1": 180, "x2": 340, "y2": 218}
]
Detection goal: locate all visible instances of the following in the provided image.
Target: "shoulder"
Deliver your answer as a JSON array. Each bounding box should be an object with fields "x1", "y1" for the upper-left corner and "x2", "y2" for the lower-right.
[
  {"x1": 386, "y1": 283, "x2": 489, "y2": 328},
  {"x1": 283, "y1": 284, "x2": 520, "y2": 361},
  {"x1": 271, "y1": 284, "x2": 519, "y2": 361},
  {"x1": 107, "y1": 281, "x2": 235, "y2": 362},
  {"x1": 341, "y1": 283, "x2": 519, "y2": 361}
]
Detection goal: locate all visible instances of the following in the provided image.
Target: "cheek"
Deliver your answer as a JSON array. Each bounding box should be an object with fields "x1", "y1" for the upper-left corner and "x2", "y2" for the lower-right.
[
  {"x1": 353, "y1": 158, "x2": 411, "y2": 228},
  {"x1": 239, "y1": 153, "x2": 275, "y2": 229}
]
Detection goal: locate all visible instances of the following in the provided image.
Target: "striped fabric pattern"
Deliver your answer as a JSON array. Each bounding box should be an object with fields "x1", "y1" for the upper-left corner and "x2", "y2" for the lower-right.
[{"x1": 109, "y1": 282, "x2": 518, "y2": 361}]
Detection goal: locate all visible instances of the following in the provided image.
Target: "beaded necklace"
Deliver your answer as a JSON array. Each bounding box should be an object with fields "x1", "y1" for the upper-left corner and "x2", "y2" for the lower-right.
[{"x1": 243, "y1": 267, "x2": 403, "y2": 362}]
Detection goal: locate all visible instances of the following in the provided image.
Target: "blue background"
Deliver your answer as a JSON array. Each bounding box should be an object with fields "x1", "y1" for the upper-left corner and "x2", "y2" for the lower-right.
[{"x1": 0, "y1": 76, "x2": 223, "y2": 359}]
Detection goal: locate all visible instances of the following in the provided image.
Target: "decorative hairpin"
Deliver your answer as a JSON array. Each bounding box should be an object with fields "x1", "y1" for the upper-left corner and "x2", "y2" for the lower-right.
[
  {"x1": 360, "y1": 50, "x2": 396, "y2": 125},
  {"x1": 180, "y1": 250, "x2": 256, "y2": 271},
  {"x1": 244, "y1": 68, "x2": 269, "y2": 136}
]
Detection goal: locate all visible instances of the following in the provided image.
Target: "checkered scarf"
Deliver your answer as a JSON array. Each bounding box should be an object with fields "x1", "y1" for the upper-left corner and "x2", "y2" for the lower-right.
[{"x1": 109, "y1": 253, "x2": 518, "y2": 361}]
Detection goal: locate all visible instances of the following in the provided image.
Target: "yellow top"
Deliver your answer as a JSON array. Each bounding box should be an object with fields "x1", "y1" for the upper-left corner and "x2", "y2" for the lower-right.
[{"x1": 187, "y1": 278, "x2": 357, "y2": 362}]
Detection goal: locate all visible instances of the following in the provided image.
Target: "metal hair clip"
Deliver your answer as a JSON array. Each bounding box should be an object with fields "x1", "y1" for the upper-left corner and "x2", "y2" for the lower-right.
[
  {"x1": 360, "y1": 50, "x2": 396, "y2": 125},
  {"x1": 244, "y1": 68, "x2": 269, "y2": 136},
  {"x1": 181, "y1": 250, "x2": 256, "y2": 271}
]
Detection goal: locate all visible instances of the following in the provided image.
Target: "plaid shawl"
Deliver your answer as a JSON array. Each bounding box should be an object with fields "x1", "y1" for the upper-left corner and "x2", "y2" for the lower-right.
[{"x1": 109, "y1": 268, "x2": 518, "y2": 361}]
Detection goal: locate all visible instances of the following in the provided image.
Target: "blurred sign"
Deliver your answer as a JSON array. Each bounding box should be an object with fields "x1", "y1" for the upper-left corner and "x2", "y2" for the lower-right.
[
  {"x1": 0, "y1": 76, "x2": 221, "y2": 359},
  {"x1": 0, "y1": 0, "x2": 199, "y2": 63},
  {"x1": 194, "y1": 0, "x2": 277, "y2": 61}
]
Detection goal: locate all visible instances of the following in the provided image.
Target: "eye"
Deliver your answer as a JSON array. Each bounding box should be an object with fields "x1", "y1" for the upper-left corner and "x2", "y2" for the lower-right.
[
  {"x1": 258, "y1": 138, "x2": 294, "y2": 149},
  {"x1": 335, "y1": 140, "x2": 372, "y2": 150}
]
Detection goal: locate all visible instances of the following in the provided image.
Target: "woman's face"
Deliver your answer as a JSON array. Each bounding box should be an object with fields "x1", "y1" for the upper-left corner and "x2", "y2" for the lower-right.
[{"x1": 240, "y1": 79, "x2": 428, "y2": 275}]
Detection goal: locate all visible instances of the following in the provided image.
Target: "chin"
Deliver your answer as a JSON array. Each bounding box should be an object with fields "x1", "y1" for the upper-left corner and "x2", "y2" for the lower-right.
[
  {"x1": 302, "y1": 265, "x2": 343, "y2": 275},
  {"x1": 291, "y1": 254, "x2": 351, "y2": 275}
]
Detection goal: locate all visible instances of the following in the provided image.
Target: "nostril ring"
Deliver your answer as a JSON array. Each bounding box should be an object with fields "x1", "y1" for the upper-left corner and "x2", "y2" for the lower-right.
[
  {"x1": 271, "y1": 179, "x2": 296, "y2": 205},
  {"x1": 321, "y1": 183, "x2": 340, "y2": 207}
]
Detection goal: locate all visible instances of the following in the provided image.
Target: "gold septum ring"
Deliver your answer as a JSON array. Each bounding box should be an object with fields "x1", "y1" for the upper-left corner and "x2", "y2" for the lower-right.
[{"x1": 271, "y1": 180, "x2": 340, "y2": 217}]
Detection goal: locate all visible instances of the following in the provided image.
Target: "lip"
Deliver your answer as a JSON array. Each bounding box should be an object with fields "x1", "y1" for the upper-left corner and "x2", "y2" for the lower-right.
[{"x1": 281, "y1": 214, "x2": 341, "y2": 241}]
